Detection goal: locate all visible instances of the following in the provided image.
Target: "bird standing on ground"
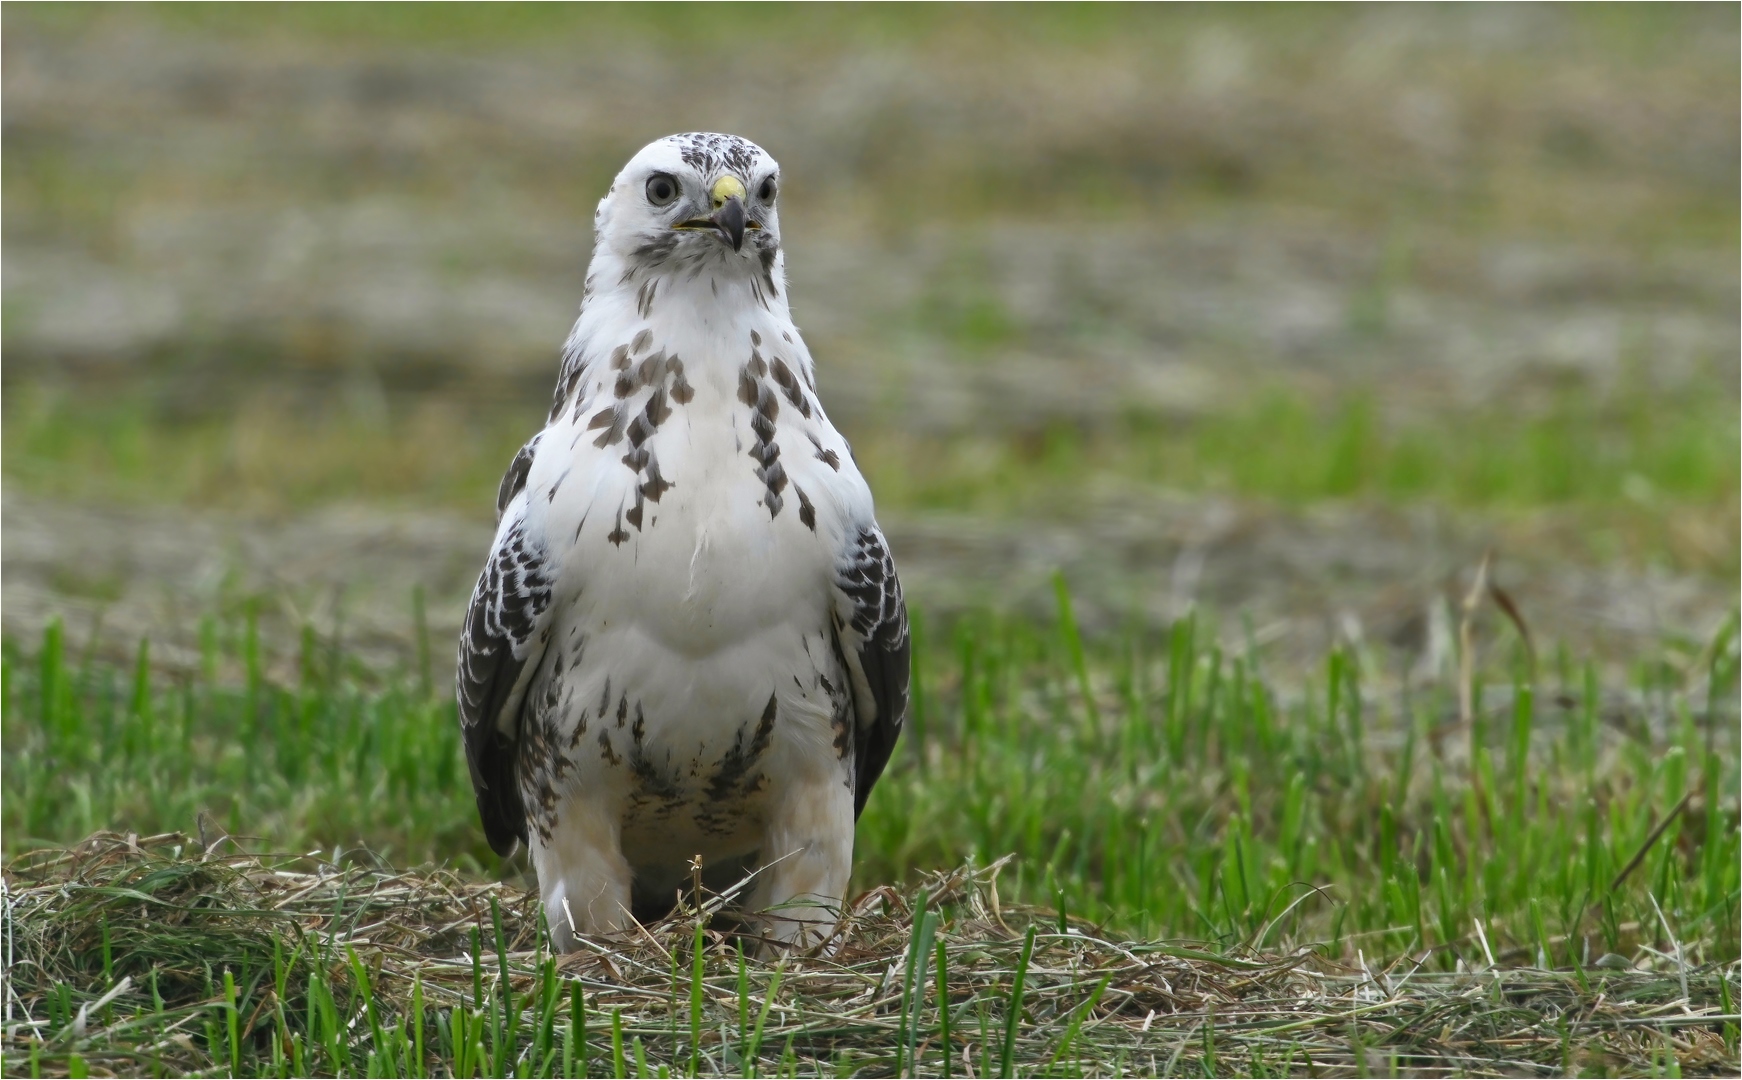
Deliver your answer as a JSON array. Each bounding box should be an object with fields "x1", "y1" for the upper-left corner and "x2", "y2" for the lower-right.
[{"x1": 456, "y1": 133, "x2": 909, "y2": 950}]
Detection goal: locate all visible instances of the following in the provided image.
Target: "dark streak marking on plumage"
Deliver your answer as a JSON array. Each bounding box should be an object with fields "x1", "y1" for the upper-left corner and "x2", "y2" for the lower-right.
[
  {"x1": 496, "y1": 435, "x2": 540, "y2": 518},
  {"x1": 751, "y1": 416, "x2": 776, "y2": 451},
  {"x1": 759, "y1": 245, "x2": 780, "y2": 296},
  {"x1": 830, "y1": 677, "x2": 852, "y2": 758},
  {"x1": 772, "y1": 358, "x2": 811, "y2": 417},
  {"x1": 592, "y1": 406, "x2": 626, "y2": 448},
  {"x1": 640, "y1": 455, "x2": 672, "y2": 501},
  {"x1": 608, "y1": 507, "x2": 629, "y2": 546},
  {"x1": 669, "y1": 357, "x2": 694, "y2": 404},
  {"x1": 598, "y1": 729, "x2": 621, "y2": 765},
  {"x1": 674, "y1": 131, "x2": 762, "y2": 175},
  {"x1": 631, "y1": 329, "x2": 653, "y2": 354},
  {"x1": 750, "y1": 330, "x2": 762, "y2": 346},
  {"x1": 567, "y1": 385, "x2": 592, "y2": 425},
  {"x1": 739, "y1": 365, "x2": 787, "y2": 516},
  {"x1": 515, "y1": 644, "x2": 577, "y2": 840},
  {"x1": 625, "y1": 488, "x2": 646, "y2": 530},
  {"x1": 797, "y1": 486, "x2": 816, "y2": 531},
  {"x1": 759, "y1": 463, "x2": 787, "y2": 506},
  {"x1": 616, "y1": 694, "x2": 628, "y2": 728},
  {"x1": 699, "y1": 694, "x2": 777, "y2": 833},
  {"x1": 550, "y1": 369, "x2": 582, "y2": 422},
  {"x1": 610, "y1": 344, "x2": 632, "y2": 370},
  {"x1": 547, "y1": 467, "x2": 571, "y2": 502},
  {"x1": 631, "y1": 233, "x2": 678, "y2": 268}
]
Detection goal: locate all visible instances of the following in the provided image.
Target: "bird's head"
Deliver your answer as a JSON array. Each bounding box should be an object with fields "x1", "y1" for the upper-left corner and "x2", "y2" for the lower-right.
[{"x1": 594, "y1": 133, "x2": 782, "y2": 274}]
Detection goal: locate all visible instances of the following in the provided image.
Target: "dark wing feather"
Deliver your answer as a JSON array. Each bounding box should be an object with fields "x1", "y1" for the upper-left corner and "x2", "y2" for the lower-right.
[
  {"x1": 834, "y1": 525, "x2": 910, "y2": 818},
  {"x1": 457, "y1": 441, "x2": 554, "y2": 857},
  {"x1": 496, "y1": 433, "x2": 541, "y2": 518}
]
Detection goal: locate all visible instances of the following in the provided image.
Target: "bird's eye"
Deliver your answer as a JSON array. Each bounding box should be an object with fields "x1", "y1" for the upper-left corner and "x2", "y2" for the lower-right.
[
  {"x1": 758, "y1": 176, "x2": 777, "y2": 204},
  {"x1": 645, "y1": 174, "x2": 680, "y2": 207}
]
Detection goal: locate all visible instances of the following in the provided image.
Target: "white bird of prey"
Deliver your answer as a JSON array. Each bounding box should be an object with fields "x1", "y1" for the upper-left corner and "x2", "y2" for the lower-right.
[{"x1": 456, "y1": 133, "x2": 909, "y2": 950}]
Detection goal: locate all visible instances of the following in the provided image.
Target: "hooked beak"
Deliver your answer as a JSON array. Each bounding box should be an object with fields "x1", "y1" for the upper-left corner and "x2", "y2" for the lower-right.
[
  {"x1": 711, "y1": 193, "x2": 747, "y2": 252},
  {"x1": 674, "y1": 175, "x2": 757, "y2": 253}
]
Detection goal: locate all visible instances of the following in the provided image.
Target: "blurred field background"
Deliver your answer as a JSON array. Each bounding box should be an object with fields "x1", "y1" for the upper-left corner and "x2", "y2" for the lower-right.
[
  {"x1": 2, "y1": 5, "x2": 1739, "y2": 1075},
  {"x1": 6, "y1": 2, "x2": 1737, "y2": 673}
]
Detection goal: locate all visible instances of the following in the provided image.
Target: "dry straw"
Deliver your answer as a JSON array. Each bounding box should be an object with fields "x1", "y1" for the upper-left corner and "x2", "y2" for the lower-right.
[{"x1": 3, "y1": 833, "x2": 1735, "y2": 1077}]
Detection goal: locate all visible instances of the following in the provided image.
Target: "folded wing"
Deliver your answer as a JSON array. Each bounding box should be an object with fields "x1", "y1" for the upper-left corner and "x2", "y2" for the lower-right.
[
  {"x1": 457, "y1": 438, "x2": 555, "y2": 856},
  {"x1": 833, "y1": 525, "x2": 911, "y2": 817}
]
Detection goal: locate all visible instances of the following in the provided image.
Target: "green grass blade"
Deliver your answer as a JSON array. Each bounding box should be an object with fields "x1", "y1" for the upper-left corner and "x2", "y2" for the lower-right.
[{"x1": 999, "y1": 926, "x2": 1037, "y2": 1077}]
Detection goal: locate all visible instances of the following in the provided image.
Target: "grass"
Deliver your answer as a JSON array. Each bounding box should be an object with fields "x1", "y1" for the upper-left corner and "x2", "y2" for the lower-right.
[
  {"x1": 4, "y1": 841, "x2": 1736, "y2": 1079},
  {"x1": 5, "y1": 374, "x2": 1736, "y2": 575},
  {"x1": 3, "y1": 585, "x2": 1737, "y2": 1074}
]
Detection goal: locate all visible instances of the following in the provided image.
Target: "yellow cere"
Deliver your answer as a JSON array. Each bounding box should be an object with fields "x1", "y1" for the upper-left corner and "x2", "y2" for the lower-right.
[{"x1": 710, "y1": 175, "x2": 746, "y2": 207}]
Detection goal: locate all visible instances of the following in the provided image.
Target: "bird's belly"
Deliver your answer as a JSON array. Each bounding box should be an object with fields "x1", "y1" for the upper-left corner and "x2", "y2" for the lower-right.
[{"x1": 521, "y1": 601, "x2": 852, "y2": 879}]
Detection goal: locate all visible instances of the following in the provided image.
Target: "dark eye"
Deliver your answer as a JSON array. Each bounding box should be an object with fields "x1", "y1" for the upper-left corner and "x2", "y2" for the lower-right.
[
  {"x1": 757, "y1": 176, "x2": 777, "y2": 204},
  {"x1": 645, "y1": 173, "x2": 679, "y2": 207}
]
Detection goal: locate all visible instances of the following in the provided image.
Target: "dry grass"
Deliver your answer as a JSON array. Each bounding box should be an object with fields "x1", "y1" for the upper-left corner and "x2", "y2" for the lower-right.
[{"x1": 4, "y1": 833, "x2": 1735, "y2": 1078}]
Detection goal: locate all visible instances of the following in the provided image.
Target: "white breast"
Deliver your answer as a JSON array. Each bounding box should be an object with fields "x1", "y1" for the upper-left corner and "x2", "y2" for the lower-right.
[{"x1": 511, "y1": 273, "x2": 865, "y2": 867}]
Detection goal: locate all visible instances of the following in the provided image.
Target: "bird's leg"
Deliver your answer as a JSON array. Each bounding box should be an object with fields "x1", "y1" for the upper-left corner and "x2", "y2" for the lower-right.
[
  {"x1": 747, "y1": 766, "x2": 854, "y2": 950},
  {"x1": 529, "y1": 797, "x2": 633, "y2": 952}
]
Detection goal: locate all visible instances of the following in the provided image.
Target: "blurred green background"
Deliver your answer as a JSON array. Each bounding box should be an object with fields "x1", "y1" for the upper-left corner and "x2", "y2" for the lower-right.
[{"x1": 4, "y1": 2, "x2": 1738, "y2": 677}]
